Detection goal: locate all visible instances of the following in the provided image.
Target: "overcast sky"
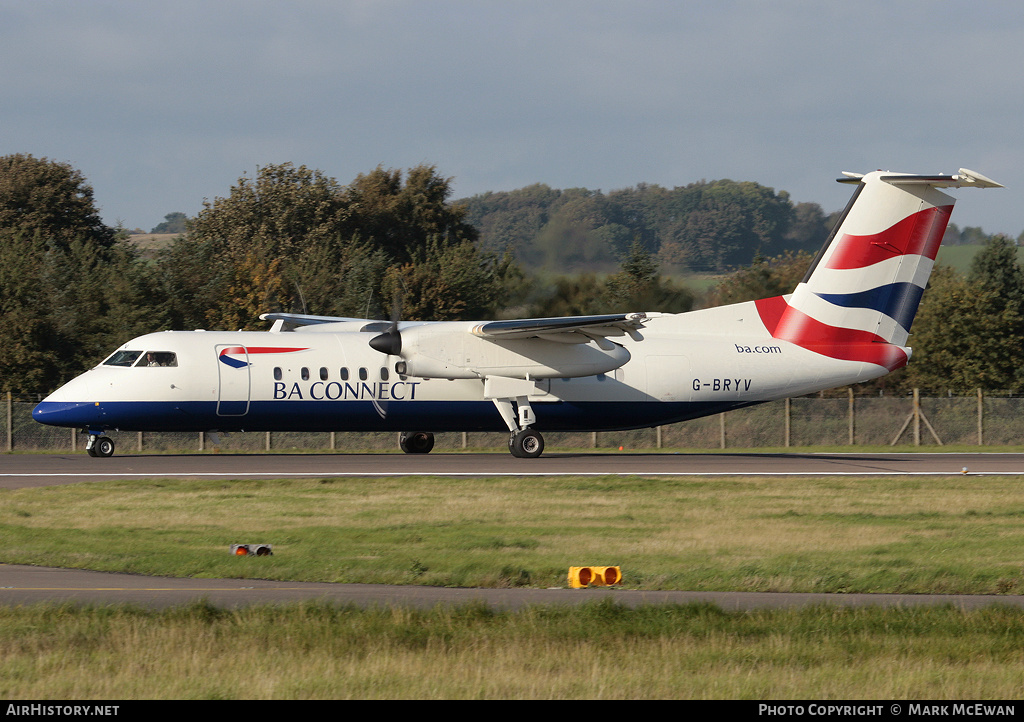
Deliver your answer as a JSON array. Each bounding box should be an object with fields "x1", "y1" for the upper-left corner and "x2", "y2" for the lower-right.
[{"x1": 3, "y1": 1, "x2": 1022, "y2": 236}]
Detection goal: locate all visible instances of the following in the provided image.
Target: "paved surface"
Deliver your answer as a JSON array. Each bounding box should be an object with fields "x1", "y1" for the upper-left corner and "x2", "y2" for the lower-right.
[
  {"x1": 3, "y1": 451, "x2": 1023, "y2": 611},
  {"x1": 3, "y1": 564, "x2": 1024, "y2": 611},
  {"x1": 3, "y1": 450, "x2": 1023, "y2": 488}
]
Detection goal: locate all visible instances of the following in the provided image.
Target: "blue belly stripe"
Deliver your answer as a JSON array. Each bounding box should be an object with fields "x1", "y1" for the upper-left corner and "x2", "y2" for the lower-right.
[{"x1": 33, "y1": 398, "x2": 758, "y2": 434}]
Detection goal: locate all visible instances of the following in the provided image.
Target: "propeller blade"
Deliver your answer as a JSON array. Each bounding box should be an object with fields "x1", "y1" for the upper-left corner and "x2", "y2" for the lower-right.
[{"x1": 369, "y1": 289, "x2": 404, "y2": 356}]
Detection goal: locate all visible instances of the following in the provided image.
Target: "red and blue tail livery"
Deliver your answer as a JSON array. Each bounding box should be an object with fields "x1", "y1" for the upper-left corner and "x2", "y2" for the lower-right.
[
  {"x1": 756, "y1": 169, "x2": 1001, "y2": 371},
  {"x1": 33, "y1": 168, "x2": 1002, "y2": 457}
]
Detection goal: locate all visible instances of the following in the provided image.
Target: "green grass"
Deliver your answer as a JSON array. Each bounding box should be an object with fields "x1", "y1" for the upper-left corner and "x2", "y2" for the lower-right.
[
  {"x1": 5, "y1": 474, "x2": 1024, "y2": 594},
  {"x1": 2, "y1": 600, "x2": 1023, "y2": 699},
  {"x1": 935, "y1": 244, "x2": 1024, "y2": 274},
  {"x1": 6, "y1": 473, "x2": 1024, "y2": 699}
]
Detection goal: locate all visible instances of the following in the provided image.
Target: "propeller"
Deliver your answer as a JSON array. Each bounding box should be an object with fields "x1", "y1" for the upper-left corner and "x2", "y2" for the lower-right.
[
  {"x1": 369, "y1": 324, "x2": 402, "y2": 355},
  {"x1": 368, "y1": 291, "x2": 404, "y2": 356}
]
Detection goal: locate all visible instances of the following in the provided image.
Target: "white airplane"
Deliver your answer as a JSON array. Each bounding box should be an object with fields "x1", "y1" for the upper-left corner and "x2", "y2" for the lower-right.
[{"x1": 33, "y1": 168, "x2": 1002, "y2": 458}]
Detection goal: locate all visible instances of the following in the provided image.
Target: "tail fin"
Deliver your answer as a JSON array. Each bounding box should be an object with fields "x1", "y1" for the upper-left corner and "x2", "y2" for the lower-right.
[{"x1": 756, "y1": 168, "x2": 1002, "y2": 371}]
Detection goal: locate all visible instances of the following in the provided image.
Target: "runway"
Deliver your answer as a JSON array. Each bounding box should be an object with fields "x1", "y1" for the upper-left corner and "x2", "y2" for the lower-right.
[
  {"x1": 4, "y1": 564, "x2": 1024, "y2": 611},
  {"x1": 3, "y1": 450, "x2": 1024, "y2": 489},
  {"x1": 4, "y1": 451, "x2": 1024, "y2": 611}
]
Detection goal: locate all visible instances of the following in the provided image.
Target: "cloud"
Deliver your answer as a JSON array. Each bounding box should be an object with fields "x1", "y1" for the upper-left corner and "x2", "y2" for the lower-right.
[{"x1": 1, "y1": 0, "x2": 1021, "y2": 234}]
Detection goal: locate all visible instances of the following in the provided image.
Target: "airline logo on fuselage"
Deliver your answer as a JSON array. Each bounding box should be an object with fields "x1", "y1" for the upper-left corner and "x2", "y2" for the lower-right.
[{"x1": 218, "y1": 346, "x2": 309, "y2": 368}]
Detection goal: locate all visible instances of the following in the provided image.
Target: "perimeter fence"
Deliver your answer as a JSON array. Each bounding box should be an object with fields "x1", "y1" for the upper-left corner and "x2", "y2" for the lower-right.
[{"x1": 6, "y1": 389, "x2": 1024, "y2": 453}]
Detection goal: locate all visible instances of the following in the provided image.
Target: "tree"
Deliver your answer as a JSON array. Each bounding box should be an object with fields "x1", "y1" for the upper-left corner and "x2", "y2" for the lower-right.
[
  {"x1": 382, "y1": 238, "x2": 522, "y2": 321},
  {"x1": 604, "y1": 241, "x2": 693, "y2": 313},
  {"x1": 529, "y1": 242, "x2": 693, "y2": 317},
  {"x1": 0, "y1": 155, "x2": 161, "y2": 395},
  {"x1": 342, "y1": 164, "x2": 480, "y2": 263},
  {"x1": 170, "y1": 162, "x2": 522, "y2": 328},
  {"x1": 151, "y1": 212, "x2": 187, "y2": 234},
  {"x1": 0, "y1": 154, "x2": 116, "y2": 251},
  {"x1": 708, "y1": 250, "x2": 813, "y2": 306},
  {"x1": 903, "y1": 235, "x2": 1024, "y2": 391}
]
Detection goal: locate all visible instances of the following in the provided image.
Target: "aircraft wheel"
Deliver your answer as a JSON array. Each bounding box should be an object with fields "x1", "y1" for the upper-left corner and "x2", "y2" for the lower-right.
[
  {"x1": 399, "y1": 431, "x2": 434, "y2": 454},
  {"x1": 93, "y1": 436, "x2": 115, "y2": 458},
  {"x1": 509, "y1": 429, "x2": 544, "y2": 459}
]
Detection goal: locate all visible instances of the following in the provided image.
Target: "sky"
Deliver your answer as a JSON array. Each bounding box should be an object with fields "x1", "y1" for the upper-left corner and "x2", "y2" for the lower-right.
[{"x1": 3, "y1": 1, "x2": 1023, "y2": 236}]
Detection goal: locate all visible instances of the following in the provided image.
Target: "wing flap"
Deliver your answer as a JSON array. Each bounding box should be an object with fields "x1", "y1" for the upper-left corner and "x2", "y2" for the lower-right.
[{"x1": 472, "y1": 313, "x2": 647, "y2": 342}]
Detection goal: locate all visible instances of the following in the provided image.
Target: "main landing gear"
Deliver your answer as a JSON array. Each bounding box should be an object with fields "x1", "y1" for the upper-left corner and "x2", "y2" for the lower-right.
[
  {"x1": 399, "y1": 431, "x2": 435, "y2": 454},
  {"x1": 85, "y1": 433, "x2": 115, "y2": 458},
  {"x1": 490, "y1": 388, "x2": 545, "y2": 459},
  {"x1": 508, "y1": 427, "x2": 544, "y2": 458}
]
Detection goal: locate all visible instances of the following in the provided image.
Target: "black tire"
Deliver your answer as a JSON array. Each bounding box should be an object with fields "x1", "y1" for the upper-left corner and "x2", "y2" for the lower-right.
[
  {"x1": 399, "y1": 431, "x2": 434, "y2": 454},
  {"x1": 509, "y1": 429, "x2": 544, "y2": 459},
  {"x1": 93, "y1": 436, "x2": 115, "y2": 458}
]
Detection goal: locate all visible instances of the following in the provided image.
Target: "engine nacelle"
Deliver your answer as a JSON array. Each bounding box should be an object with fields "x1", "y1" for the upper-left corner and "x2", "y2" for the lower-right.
[{"x1": 397, "y1": 324, "x2": 630, "y2": 379}]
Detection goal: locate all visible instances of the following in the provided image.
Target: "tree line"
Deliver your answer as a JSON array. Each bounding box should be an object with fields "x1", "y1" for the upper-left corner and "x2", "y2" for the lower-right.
[
  {"x1": 1, "y1": 153, "x2": 1020, "y2": 397},
  {"x1": 459, "y1": 181, "x2": 1015, "y2": 275}
]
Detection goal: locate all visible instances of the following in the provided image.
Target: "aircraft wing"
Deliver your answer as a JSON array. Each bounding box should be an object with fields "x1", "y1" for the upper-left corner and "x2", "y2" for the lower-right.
[
  {"x1": 471, "y1": 313, "x2": 647, "y2": 347},
  {"x1": 260, "y1": 312, "x2": 372, "y2": 332}
]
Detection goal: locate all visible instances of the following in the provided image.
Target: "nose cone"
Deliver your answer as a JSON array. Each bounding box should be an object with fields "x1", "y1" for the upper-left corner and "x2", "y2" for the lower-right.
[
  {"x1": 32, "y1": 375, "x2": 101, "y2": 428},
  {"x1": 32, "y1": 399, "x2": 103, "y2": 427}
]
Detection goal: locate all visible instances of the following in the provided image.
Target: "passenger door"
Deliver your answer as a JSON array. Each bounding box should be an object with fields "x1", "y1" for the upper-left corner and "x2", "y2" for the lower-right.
[{"x1": 215, "y1": 345, "x2": 251, "y2": 416}]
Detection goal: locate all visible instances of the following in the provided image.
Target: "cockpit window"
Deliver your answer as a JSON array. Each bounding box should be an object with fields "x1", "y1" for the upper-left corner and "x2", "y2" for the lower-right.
[
  {"x1": 138, "y1": 352, "x2": 178, "y2": 367},
  {"x1": 103, "y1": 350, "x2": 142, "y2": 367},
  {"x1": 102, "y1": 350, "x2": 178, "y2": 367}
]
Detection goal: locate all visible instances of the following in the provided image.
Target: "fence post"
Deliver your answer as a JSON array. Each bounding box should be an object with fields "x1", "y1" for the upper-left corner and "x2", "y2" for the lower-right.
[
  {"x1": 977, "y1": 388, "x2": 984, "y2": 446},
  {"x1": 848, "y1": 387, "x2": 855, "y2": 445},
  {"x1": 5, "y1": 392, "x2": 11, "y2": 452},
  {"x1": 719, "y1": 412, "x2": 726, "y2": 449},
  {"x1": 784, "y1": 398, "x2": 791, "y2": 447},
  {"x1": 656, "y1": 425, "x2": 662, "y2": 449},
  {"x1": 913, "y1": 388, "x2": 921, "y2": 446}
]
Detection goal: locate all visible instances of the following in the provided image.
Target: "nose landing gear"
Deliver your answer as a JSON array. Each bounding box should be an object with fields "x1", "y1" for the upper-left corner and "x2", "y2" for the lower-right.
[{"x1": 85, "y1": 433, "x2": 115, "y2": 458}]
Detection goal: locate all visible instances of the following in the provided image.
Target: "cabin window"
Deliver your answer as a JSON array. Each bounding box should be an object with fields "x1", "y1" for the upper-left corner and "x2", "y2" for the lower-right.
[
  {"x1": 301, "y1": 367, "x2": 310, "y2": 381},
  {"x1": 358, "y1": 367, "x2": 368, "y2": 381},
  {"x1": 380, "y1": 367, "x2": 389, "y2": 381},
  {"x1": 140, "y1": 352, "x2": 177, "y2": 367},
  {"x1": 103, "y1": 350, "x2": 142, "y2": 367},
  {"x1": 340, "y1": 368, "x2": 349, "y2": 381},
  {"x1": 274, "y1": 367, "x2": 282, "y2": 381},
  {"x1": 320, "y1": 367, "x2": 329, "y2": 381}
]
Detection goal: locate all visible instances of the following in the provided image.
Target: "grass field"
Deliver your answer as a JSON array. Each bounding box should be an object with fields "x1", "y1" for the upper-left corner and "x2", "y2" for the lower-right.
[
  {"x1": 5, "y1": 474, "x2": 1024, "y2": 593},
  {"x1": 4, "y1": 473, "x2": 1024, "y2": 699},
  {"x1": 3, "y1": 601, "x2": 1024, "y2": 699}
]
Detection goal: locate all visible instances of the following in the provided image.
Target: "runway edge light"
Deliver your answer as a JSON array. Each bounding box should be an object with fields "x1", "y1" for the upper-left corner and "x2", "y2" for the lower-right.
[
  {"x1": 568, "y1": 566, "x2": 621, "y2": 588},
  {"x1": 231, "y1": 544, "x2": 273, "y2": 556}
]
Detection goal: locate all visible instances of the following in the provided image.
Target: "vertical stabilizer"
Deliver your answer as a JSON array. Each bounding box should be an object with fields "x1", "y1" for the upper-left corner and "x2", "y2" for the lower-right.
[{"x1": 756, "y1": 169, "x2": 1002, "y2": 371}]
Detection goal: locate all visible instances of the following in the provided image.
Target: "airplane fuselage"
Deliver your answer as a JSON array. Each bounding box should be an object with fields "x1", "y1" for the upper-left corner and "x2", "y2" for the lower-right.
[
  {"x1": 33, "y1": 168, "x2": 1001, "y2": 457},
  {"x1": 32, "y1": 303, "x2": 890, "y2": 435}
]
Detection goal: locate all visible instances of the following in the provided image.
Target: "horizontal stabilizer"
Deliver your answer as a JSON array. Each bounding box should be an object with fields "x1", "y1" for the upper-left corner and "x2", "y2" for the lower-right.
[{"x1": 839, "y1": 168, "x2": 1004, "y2": 188}]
